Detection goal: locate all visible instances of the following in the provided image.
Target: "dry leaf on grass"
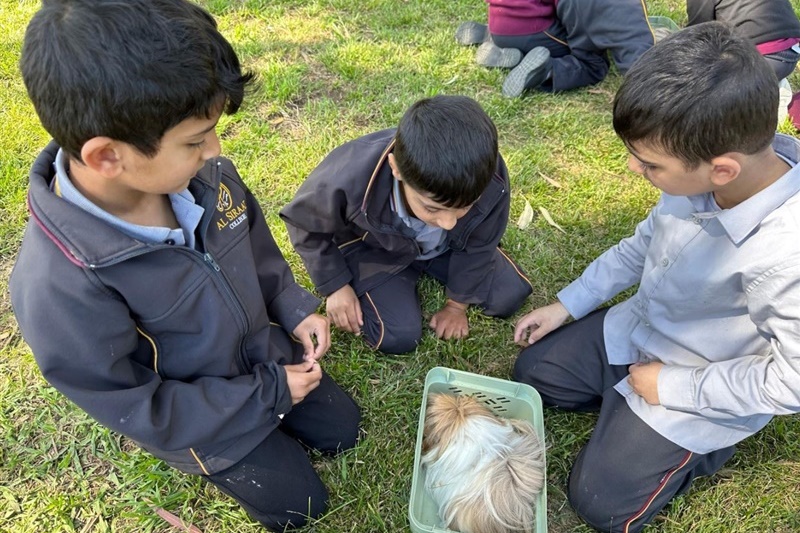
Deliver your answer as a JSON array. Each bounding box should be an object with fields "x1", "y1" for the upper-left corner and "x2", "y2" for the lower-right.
[
  {"x1": 517, "y1": 200, "x2": 534, "y2": 229},
  {"x1": 539, "y1": 206, "x2": 567, "y2": 234},
  {"x1": 150, "y1": 504, "x2": 204, "y2": 533},
  {"x1": 538, "y1": 171, "x2": 563, "y2": 189}
]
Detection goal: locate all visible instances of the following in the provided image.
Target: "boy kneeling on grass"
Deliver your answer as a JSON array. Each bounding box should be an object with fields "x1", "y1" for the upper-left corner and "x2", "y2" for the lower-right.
[
  {"x1": 280, "y1": 95, "x2": 532, "y2": 355},
  {"x1": 513, "y1": 21, "x2": 800, "y2": 533},
  {"x1": 10, "y1": 0, "x2": 360, "y2": 530}
]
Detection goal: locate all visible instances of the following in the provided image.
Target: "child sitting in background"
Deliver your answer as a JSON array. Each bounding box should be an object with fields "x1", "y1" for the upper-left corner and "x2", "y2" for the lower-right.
[
  {"x1": 514, "y1": 21, "x2": 800, "y2": 532},
  {"x1": 455, "y1": 0, "x2": 655, "y2": 97},
  {"x1": 687, "y1": 0, "x2": 800, "y2": 123},
  {"x1": 280, "y1": 95, "x2": 532, "y2": 354},
  {"x1": 11, "y1": 0, "x2": 360, "y2": 530}
]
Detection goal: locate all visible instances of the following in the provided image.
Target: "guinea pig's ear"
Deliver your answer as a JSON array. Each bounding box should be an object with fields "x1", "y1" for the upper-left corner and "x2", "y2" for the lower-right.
[{"x1": 422, "y1": 394, "x2": 451, "y2": 453}]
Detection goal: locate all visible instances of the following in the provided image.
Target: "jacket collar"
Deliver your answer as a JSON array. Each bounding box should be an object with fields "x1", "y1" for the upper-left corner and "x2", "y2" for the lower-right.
[{"x1": 26, "y1": 140, "x2": 220, "y2": 268}]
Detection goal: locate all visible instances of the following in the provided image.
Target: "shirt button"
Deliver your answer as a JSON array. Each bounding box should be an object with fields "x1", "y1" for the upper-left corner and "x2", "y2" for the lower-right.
[
  {"x1": 165, "y1": 239, "x2": 176, "y2": 245},
  {"x1": 644, "y1": 321, "x2": 651, "y2": 327},
  {"x1": 661, "y1": 258, "x2": 669, "y2": 267}
]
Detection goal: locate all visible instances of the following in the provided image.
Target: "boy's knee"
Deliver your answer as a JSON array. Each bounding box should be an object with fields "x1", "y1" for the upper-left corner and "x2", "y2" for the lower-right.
[
  {"x1": 363, "y1": 318, "x2": 422, "y2": 354},
  {"x1": 480, "y1": 260, "x2": 532, "y2": 317},
  {"x1": 373, "y1": 327, "x2": 422, "y2": 354},
  {"x1": 512, "y1": 345, "x2": 545, "y2": 385},
  {"x1": 567, "y1": 457, "x2": 643, "y2": 533},
  {"x1": 329, "y1": 405, "x2": 361, "y2": 452},
  {"x1": 482, "y1": 286, "x2": 530, "y2": 318},
  {"x1": 568, "y1": 474, "x2": 625, "y2": 532},
  {"x1": 256, "y1": 491, "x2": 328, "y2": 532}
]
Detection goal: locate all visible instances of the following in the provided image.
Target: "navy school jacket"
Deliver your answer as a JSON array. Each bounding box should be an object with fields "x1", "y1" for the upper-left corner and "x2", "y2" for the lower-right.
[
  {"x1": 10, "y1": 142, "x2": 321, "y2": 475},
  {"x1": 279, "y1": 128, "x2": 514, "y2": 305}
]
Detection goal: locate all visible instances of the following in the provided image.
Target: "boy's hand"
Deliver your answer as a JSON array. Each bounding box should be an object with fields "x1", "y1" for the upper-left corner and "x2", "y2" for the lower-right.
[
  {"x1": 514, "y1": 301, "x2": 570, "y2": 346},
  {"x1": 430, "y1": 300, "x2": 469, "y2": 340},
  {"x1": 293, "y1": 313, "x2": 330, "y2": 361},
  {"x1": 326, "y1": 285, "x2": 363, "y2": 334},
  {"x1": 628, "y1": 362, "x2": 663, "y2": 405},
  {"x1": 284, "y1": 360, "x2": 322, "y2": 405}
]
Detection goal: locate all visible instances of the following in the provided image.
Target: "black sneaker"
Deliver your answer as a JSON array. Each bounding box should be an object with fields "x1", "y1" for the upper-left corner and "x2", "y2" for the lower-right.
[
  {"x1": 502, "y1": 47, "x2": 552, "y2": 98},
  {"x1": 455, "y1": 21, "x2": 488, "y2": 46},
  {"x1": 476, "y1": 40, "x2": 522, "y2": 68}
]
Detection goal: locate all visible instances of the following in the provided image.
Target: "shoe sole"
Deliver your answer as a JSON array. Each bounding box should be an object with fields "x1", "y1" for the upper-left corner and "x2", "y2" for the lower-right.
[
  {"x1": 455, "y1": 21, "x2": 488, "y2": 46},
  {"x1": 476, "y1": 42, "x2": 522, "y2": 68},
  {"x1": 502, "y1": 47, "x2": 551, "y2": 98}
]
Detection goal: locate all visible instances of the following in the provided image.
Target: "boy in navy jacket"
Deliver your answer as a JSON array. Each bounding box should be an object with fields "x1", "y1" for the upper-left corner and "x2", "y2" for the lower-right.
[
  {"x1": 10, "y1": 1, "x2": 359, "y2": 529},
  {"x1": 281, "y1": 96, "x2": 532, "y2": 354}
]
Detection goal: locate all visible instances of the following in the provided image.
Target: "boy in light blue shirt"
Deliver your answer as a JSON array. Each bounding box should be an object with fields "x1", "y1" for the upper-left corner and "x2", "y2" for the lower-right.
[{"x1": 513, "y1": 22, "x2": 800, "y2": 532}]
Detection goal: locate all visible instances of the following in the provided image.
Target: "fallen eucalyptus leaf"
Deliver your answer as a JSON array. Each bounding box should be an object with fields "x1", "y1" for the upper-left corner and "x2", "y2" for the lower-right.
[
  {"x1": 517, "y1": 201, "x2": 534, "y2": 229},
  {"x1": 539, "y1": 206, "x2": 567, "y2": 234},
  {"x1": 538, "y1": 171, "x2": 563, "y2": 189}
]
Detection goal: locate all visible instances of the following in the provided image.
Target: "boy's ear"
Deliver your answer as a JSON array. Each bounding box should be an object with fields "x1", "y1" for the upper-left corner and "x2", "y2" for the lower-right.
[
  {"x1": 708, "y1": 154, "x2": 741, "y2": 187},
  {"x1": 387, "y1": 153, "x2": 403, "y2": 181},
  {"x1": 79, "y1": 137, "x2": 125, "y2": 178}
]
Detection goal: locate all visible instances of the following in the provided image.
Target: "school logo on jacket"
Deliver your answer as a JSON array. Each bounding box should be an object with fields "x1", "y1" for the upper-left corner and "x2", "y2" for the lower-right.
[
  {"x1": 216, "y1": 182, "x2": 248, "y2": 231},
  {"x1": 217, "y1": 183, "x2": 233, "y2": 212}
]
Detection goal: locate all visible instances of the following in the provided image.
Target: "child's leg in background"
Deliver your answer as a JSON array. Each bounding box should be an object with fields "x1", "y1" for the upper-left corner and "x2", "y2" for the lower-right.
[
  {"x1": 547, "y1": 0, "x2": 654, "y2": 91},
  {"x1": 513, "y1": 308, "x2": 734, "y2": 533},
  {"x1": 358, "y1": 266, "x2": 424, "y2": 354},
  {"x1": 492, "y1": 18, "x2": 570, "y2": 57},
  {"x1": 422, "y1": 247, "x2": 532, "y2": 319},
  {"x1": 762, "y1": 46, "x2": 800, "y2": 81},
  {"x1": 204, "y1": 328, "x2": 361, "y2": 531}
]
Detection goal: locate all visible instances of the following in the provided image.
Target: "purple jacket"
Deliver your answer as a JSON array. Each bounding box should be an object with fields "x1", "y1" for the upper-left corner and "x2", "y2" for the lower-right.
[{"x1": 487, "y1": 0, "x2": 557, "y2": 36}]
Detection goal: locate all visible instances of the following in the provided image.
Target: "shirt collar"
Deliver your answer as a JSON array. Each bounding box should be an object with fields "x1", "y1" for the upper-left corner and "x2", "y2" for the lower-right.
[
  {"x1": 53, "y1": 148, "x2": 203, "y2": 248},
  {"x1": 689, "y1": 134, "x2": 800, "y2": 245}
]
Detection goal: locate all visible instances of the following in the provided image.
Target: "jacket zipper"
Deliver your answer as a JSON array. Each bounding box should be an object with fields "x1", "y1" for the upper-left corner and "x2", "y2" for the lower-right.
[
  {"x1": 63, "y1": 176, "x2": 253, "y2": 374},
  {"x1": 203, "y1": 252, "x2": 252, "y2": 366}
]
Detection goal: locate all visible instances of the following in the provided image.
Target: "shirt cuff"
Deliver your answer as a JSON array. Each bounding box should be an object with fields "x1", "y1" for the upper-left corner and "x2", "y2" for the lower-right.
[
  {"x1": 658, "y1": 364, "x2": 699, "y2": 412},
  {"x1": 557, "y1": 277, "x2": 604, "y2": 319}
]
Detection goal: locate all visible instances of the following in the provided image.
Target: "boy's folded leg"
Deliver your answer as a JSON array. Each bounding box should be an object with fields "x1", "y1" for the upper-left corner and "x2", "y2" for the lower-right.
[
  {"x1": 204, "y1": 429, "x2": 329, "y2": 531},
  {"x1": 455, "y1": 21, "x2": 489, "y2": 46},
  {"x1": 280, "y1": 372, "x2": 361, "y2": 453},
  {"x1": 567, "y1": 388, "x2": 735, "y2": 533},
  {"x1": 357, "y1": 268, "x2": 423, "y2": 355},
  {"x1": 476, "y1": 248, "x2": 532, "y2": 317},
  {"x1": 513, "y1": 308, "x2": 627, "y2": 411}
]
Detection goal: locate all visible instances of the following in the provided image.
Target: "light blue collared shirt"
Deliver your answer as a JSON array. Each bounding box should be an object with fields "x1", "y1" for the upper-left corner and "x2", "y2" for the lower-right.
[
  {"x1": 54, "y1": 149, "x2": 204, "y2": 249},
  {"x1": 391, "y1": 178, "x2": 447, "y2": 260},
  {"x1": 557, "y1": 134, "x2": 800, "y2": 454}
]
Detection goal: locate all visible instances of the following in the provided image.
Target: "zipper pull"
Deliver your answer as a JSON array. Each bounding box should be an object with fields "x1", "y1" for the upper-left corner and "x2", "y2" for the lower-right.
[{"x1": 204, "y1": 252, "x2": 221, "y2": 271}]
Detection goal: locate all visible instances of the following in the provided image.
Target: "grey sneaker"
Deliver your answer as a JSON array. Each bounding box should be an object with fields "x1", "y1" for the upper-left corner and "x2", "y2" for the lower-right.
[
  {"x1": 502, "y1": 47, "x2": 552, "y2": 98},
  {"x1": 476, "y1": 40, "x2": 522, "y2": 68},
  {"x1": 455, "y1": 21, "x2": 488, "y2": 46}
]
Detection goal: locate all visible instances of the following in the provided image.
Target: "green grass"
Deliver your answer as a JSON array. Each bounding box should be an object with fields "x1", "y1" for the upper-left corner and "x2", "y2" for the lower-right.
[{"x1": 2, "y1": 0, "x2": 800, "y2": 531}]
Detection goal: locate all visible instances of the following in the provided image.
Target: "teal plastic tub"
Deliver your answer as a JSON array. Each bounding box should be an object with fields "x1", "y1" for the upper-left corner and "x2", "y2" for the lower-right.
[
  {"x1": 409, "y1": 367, "x2": 547, "y2": 533},
  {"x1": 648, "y1": 15, "x2": 680, "y2": 31}
]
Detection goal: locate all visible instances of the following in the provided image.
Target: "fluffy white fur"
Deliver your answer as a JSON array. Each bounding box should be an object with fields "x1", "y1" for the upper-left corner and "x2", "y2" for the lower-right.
[{"x1": 421, "y1": 393, "x2": 545, "y2": 533}]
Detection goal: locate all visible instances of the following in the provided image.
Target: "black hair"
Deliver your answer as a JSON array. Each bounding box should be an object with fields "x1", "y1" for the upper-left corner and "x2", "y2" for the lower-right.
[
  {"x1": 393, "y1": 95, "x2": 498, "y2": 208},
  {"x1": 20, "y1": 0, "x2": 255, "y2": 161},
  {"x1": 613, "y1": 21, "x2": 777, "y2": 169}
]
